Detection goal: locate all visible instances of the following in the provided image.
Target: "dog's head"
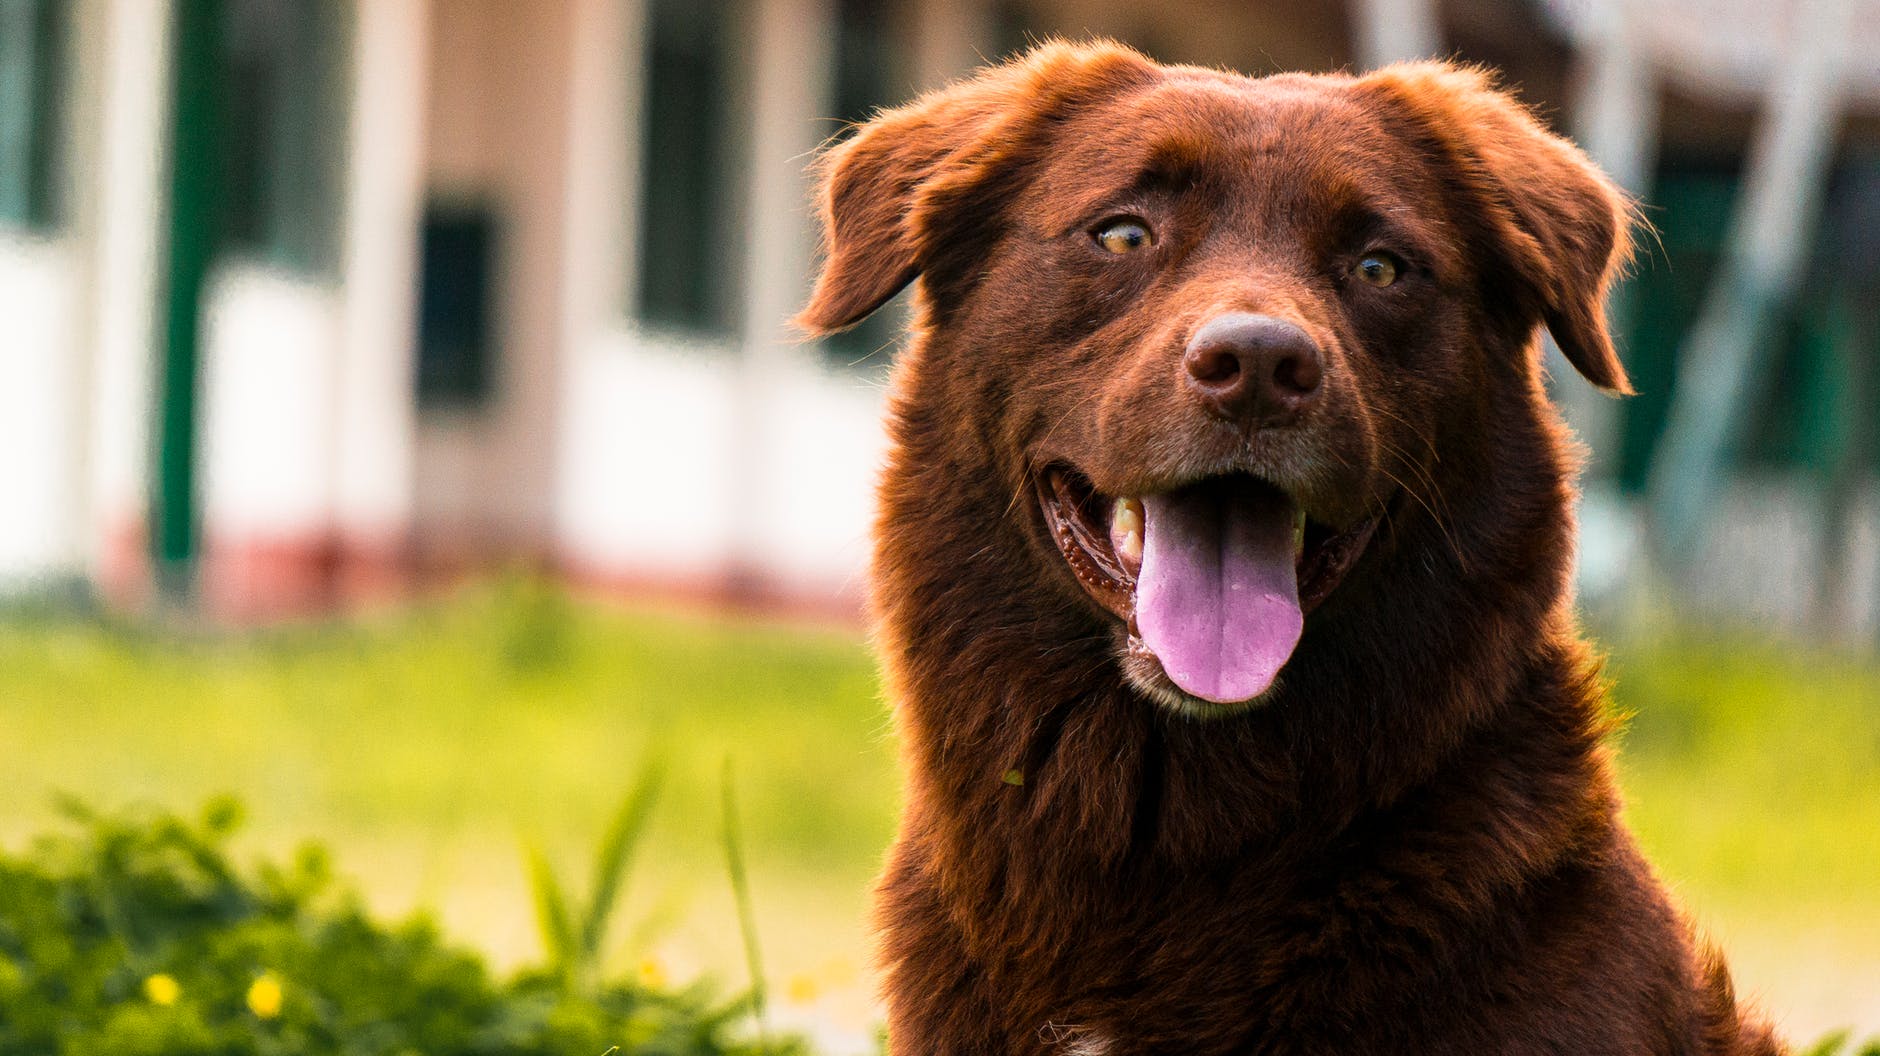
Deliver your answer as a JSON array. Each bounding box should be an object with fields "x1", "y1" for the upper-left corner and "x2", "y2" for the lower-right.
[{"x1": 802, "y1": 43, "x2": 1631, "y2": 717}]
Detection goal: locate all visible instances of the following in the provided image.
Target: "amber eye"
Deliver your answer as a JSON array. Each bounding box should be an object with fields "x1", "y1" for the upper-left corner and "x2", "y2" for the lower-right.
[
  {"x1": 1095, "y1": 219, "x2": 1153, "y2": 254},
  {"x1": 1354, "y1": 253, "x2": 1401, "y2": 287}
]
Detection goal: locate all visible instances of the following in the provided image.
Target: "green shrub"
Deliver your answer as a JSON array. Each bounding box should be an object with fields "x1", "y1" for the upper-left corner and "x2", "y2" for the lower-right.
[
  {"x1": 1802, "y1": 1031, "x2": 1880, "y2": 1056},
  {"x1": 0, "y1": 797, "x2": 799, "y2": 1056}
]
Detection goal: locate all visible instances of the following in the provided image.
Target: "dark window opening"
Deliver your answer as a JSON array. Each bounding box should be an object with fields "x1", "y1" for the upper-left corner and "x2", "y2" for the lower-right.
[
  {"x1": 416, "y1": 204, "x2": 499, "y2": 408},
  {"x1": 637, "y1": 0, "x2": 743, "y2": 335},
  {"x1": 831, "y1": 0, "x2": 902, "y2": 126},
  {"x1": 0, "y1": 0, "x2": 70, "y2": 231},
  {"x1": 218, "y1": 0, "x2": 347, "y2": 273},
  {"x1": 821, "y1": 0, "x2": 908, "y2": 368}
]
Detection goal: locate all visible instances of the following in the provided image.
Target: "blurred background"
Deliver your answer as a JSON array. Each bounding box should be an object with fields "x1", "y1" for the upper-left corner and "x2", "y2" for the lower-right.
[{"x1": 0, "y1": 0, "x2": 1876, "y2": 1049}]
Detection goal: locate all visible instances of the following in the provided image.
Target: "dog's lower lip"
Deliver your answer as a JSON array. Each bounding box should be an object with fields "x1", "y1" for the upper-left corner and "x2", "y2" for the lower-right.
[
  {"x1": 1037, "y1": 468, "x2": 1135, "y2": 618},
  {"x1": 1036, "y1": 464, "x2": 1380, "y2": 650}
]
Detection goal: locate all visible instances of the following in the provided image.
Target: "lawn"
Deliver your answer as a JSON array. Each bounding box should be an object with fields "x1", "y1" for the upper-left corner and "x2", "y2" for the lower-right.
[
  {"x1": 1605, "y1": 632, "x2": 1880, "y2": 1037},
  {"x1": 1, "y1": 580, "x2": 1875, "y2": 1044}
]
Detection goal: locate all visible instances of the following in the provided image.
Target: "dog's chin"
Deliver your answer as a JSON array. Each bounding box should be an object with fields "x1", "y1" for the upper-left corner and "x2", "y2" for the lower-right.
[{"x1": 1121, "y1": 647, "x2": 1284, "y2": 719}]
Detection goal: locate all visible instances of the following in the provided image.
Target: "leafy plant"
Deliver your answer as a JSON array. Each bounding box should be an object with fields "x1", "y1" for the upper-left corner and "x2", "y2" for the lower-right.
[
  {"x1": 528, "y1": 756, "x2": 667, "y2": 993},
  {"x1": 0, "y1": 796, "x2": 799, "y2": 1056},
  {"x1": 721, "y1": 761, "x2": 770, "y2": 1055},
  {"x1": 1801, "y1": 1030, "x2": 1880, "y2": 1056}
]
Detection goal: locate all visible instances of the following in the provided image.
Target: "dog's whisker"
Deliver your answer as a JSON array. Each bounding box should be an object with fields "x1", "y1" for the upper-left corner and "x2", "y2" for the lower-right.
[
  {"x1": 1002, "y1": 382, "x2": 1116, "y2": 523},
  {"x1": 1370, "y1": 422, "x2": 1459, "y2": 535},
  {"x1": 1366, "y1": 431, "x2": 1469, "y2": 574}
]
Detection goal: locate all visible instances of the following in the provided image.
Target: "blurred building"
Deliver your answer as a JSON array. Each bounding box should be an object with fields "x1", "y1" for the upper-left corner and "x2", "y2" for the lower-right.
[{"x1": 0, "y1": 0, "x2": 1875, "y2": 631}]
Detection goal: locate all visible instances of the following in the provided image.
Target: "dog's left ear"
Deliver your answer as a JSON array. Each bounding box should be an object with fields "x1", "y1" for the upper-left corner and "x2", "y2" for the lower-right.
[{"x1": 1360, "y1": 63, "x2": 1635, "y2": 395}]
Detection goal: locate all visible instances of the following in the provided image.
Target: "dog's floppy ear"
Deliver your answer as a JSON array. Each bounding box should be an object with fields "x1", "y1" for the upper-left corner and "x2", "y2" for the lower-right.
[
  {"x1": 796, "y1": 41, "x2": 1156, "y2": 335},
  {"x1": 1360, "y1": 63, "x2": 1635, "y2": 395}
]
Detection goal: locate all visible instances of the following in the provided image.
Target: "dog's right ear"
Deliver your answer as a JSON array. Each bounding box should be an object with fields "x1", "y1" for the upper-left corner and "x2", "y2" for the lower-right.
[
  {"x1": 796, "y1": 41, "x2": 1155, "y2": 335},
  {"x1": 1359, "y1": 63, "x2": 1637, "y2": 394}
]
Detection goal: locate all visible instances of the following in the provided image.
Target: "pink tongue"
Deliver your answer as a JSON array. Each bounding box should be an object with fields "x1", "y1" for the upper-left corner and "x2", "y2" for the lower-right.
[{"x1": 1136, "y1": 479, "x2": 1302, "y2": 704}]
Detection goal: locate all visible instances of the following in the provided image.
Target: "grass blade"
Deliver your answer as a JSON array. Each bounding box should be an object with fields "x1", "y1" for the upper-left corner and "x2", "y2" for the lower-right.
[
  {"x1": 721, "y1": 759, "x2": 770, "y2": 1055},
  {"x1": 525, "y1": 845, "x2": 576, "y2": 978},
  {"x1": 580, "y1": 755, "x2": 666, "y2": 965}
]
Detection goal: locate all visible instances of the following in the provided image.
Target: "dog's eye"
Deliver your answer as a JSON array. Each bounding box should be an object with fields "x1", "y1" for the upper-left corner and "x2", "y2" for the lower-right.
[
  {"x1": 1094, "y1": 219, "x2": 1154, "y2": 255},
  {"x1": 1353, "y1": 253, "x2": 1401, "y2": 287}
]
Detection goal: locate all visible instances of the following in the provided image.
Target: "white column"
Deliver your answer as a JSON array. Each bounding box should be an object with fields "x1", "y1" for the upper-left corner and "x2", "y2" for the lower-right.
[
  {"x1": 1351, "y1": 0, "x2": 1442, "y2": 69},
  {"x1": 912, "y1": 0, "x2": 994, "y2": 88},
  {"x1": 480, "y1": 0, "x2": 577, "y2": 544},
  {"x1": 85, "y1": 0, "x2": 172, "y2": 595},
  {"x1": 548, "y1": 0, "x2": 634, "y2": 567},
  {"x1": 333, "y1": 0, "x2": 430, "y2": 567},
  {"x1": 34, "y1": 0, "x2": 113, "y2": 588},
  {"x1": 737, "y1": 0, "x2": 836, "y2": 359},
  {"x1": 1569, "y1": 5, "x2": 1658, "y2": 198},
  {"x1": 556, "y1": 0, "x2": 632, "y2": 352},
  {"x1": 729, "y1": 0, "x2": 838, "y2": 587}
]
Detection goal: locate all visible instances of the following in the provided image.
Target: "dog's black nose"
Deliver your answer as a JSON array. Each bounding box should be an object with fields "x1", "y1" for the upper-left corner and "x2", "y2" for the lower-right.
[{"x1": 1182, "y1": 313, "x2": 1323, "y2": 426}]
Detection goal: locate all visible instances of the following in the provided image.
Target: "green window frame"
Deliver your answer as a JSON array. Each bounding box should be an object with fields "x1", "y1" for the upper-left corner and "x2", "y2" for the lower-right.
[
  {"x1": 1618, "y1": 158, "x2": 1880, "y2": 491},
  {"x1": 1615, "y1": 167, "x2": 1739, "y2": 492},
  {"x1": 0, "y1": 0, "x2": 70, "y2": 232}
]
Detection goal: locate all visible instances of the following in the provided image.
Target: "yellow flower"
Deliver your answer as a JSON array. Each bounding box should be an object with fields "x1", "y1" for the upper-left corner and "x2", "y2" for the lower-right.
[
  {"x1": 246, "y1": 973, "x2": 284, "y2": 1019},
  {"x1": 143, "y1": 973, "x2": 181, "y2": 1006},
  {"x1": 637, "y1": 958, "x2": 666, "y2": 990},
  {"x1": 785, "y1": 973, "x2": 819, "y2": 1005}
]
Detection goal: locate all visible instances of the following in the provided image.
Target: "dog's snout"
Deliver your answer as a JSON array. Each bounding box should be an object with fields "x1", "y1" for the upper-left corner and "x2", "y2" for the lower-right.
[{"x1": 1182, "y1": 313, "x2": 1323, "y2": 426}]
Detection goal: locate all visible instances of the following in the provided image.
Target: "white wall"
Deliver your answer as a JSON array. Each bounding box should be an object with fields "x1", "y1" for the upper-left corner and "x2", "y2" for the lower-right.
[
  {"x1": 549, "y1": 0, "x2": 963, "y2": 604},
  {"x1": 740, "y1": 359, "x2": 890, "y2": 595},
  {"x1": 555, "y1": 328, "x2": 890, "y2": 596},
  {"x1": 197, "y1": 267, "x2": 342, "y2": 541},
  {"x1": 556, "y1": 334, "x2": 744, "y2": 580},
  {"x1": 0, "y1": 236, "x2": 84, "y2": 587}
]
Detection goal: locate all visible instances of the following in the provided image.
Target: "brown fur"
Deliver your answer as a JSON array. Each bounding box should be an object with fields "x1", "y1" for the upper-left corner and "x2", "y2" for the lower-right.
[{"x1": 799, "y1": 42, "x2": 1783, "y2": 1055}]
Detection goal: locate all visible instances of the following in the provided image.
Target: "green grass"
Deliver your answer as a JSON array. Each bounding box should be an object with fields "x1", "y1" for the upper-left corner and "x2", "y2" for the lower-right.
[
  {"x1": 1603, "y1": 630, "x2": 1880, "y2": 1036},
  {"x1": 0, "y1": 581, "x2": 1875, "y2": 1037},
  {"x1": 0, "y1": 579, "x2": 898, "y2": 1033},
  {"x1": 1610, "y1": 631, "x2": 1880, "y2": 911},
  {"x1": 0, "y1": 580, "x2": 895, "y2": 864}
]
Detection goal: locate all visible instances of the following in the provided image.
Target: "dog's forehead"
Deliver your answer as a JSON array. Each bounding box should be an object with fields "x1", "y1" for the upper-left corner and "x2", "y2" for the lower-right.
[{"x1": 1025, "y1": 72, "x2": 1419, "y2": 219}]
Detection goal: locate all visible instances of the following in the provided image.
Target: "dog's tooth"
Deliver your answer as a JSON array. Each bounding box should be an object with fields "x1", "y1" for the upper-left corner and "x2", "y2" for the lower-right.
[
  {"x1": 1111, "y1": 498, "x2": 1144, "y2": 567},
  {"x1": 1118, "y1": 528, "x2": 1143, "y2": 567},
  {"x1": 1111, "y1": 497, "x2": 1143, "y2": 536}
]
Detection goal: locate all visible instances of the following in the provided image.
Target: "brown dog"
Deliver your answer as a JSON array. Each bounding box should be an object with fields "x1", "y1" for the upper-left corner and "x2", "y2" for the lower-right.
[{"x1": 799, "y1": 41, "x2": 1782, "y2": 1055}]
